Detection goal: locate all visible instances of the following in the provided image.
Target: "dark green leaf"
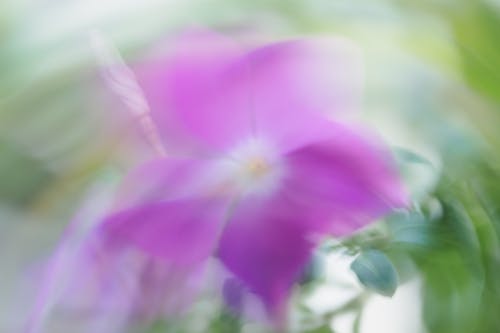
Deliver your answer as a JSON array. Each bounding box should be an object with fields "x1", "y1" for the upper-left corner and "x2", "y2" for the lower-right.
[{"x1": 350, "y1": 249, "x2": 398, "y2": 297}]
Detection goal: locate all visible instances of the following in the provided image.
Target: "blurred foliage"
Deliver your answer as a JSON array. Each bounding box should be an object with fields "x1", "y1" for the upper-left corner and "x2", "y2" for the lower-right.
[
  {"x1": 396, "y1": 0, "x2": 500, "y2": 106},
  {"x1": 0, "y1": 139, "x2": 53, "y2": 206},
  {"x1": 390, "y1": 4, "x2": 500, "y2": 330}
]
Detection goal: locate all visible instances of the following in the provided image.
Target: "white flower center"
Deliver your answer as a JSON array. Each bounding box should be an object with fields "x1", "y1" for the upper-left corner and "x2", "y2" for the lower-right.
[{"x1": 222, "y1": 137, "x2": 284, "y2": 197}]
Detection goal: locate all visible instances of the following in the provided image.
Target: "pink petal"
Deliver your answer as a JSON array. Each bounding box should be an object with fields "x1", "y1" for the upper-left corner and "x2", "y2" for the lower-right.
[
  {"x1": 136, "y1": 29, "x2": 253, "y2": 154},
  {"x1": 57, "y1": 236, "x2": 137, "y2": 326},
  {"x1": 136, "y1": 31, "x2": 362, "y2": 155},
  {"x1": 114, "y1": 157, "x2": 211, "y2": 210},
  {"x1": 39, "y1": 232, "x2": 204, "y2": 332},
  {"x1": 283, "y1": 123, "x2": 408, "y2": 235},
  {"x1": 247, "y1": 38, "x2": 363, "y2": 152},
  {"x1": 217, "y1": 197, "x2": 317, "y2": 324},
  {"x1": 102, "y1": 198, "x2": 229, "y2": 265}
]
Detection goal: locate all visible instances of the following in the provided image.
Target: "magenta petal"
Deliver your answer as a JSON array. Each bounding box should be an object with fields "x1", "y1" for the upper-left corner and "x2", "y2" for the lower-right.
[
  {"x1": 137, "y1": 32, "x2": 362, "y2": 155},
  {"x1": 247, "y1": 38, "x2": 363, "y2": 152},
  {"x1": 114, "y1": 157, "x2": 211, "y2": 209},
  {"x1": 58, "y1": 236, "x2": 136, "y2": 320},
  {"x1": 102, "y1": 198, "x2": 229, "y2": 265},
  {"x1": 136, "y1": 30, "x2": 253, "y2": 154},
  {"x1": 217, "y1": 197, "x2": 317, "y2": 322},
  {"x1": 283, "y1": 124, "x2": 408, "y2": 235}
]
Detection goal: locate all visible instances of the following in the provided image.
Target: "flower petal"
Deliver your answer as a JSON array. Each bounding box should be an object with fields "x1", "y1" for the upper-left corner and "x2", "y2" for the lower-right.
[
  {"x1": 217, "y1": 196, "x2": 319, "y2": 323},
  {"x1": 247, "y1": 38, "x2": 363, "y2": 152},
  {"x1": 136, "y1": 29, "x2": 253, "y2": 154},
  {"x1": 136, "y1": 31, "x2": 362, "y2": 155},
  {"x1": 102, "y1": 198, "x2": 229, "y2": 265},
  {"x1": 283, "y1": 124, "x2": 408, "y2": 235},
  {"x1": 114, "y1": 157, "x2": 211, "y2": 209}
]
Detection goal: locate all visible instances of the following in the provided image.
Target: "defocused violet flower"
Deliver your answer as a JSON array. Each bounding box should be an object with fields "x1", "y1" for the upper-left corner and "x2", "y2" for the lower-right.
[
  {"x1": 25, "y1": 180, "x2": 203, "y2": 333},
  {"x1": 98, "y1": 29, "x2": 407, "y2": 325},
  {"x1": 27, "y1": 29, "x2": 407, "y2": 332}
]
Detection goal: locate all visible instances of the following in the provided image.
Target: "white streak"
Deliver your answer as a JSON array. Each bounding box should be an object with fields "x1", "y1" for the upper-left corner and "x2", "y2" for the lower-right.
[{"x1": 90, "y1": 30, "x2": 167, "y2": 157}]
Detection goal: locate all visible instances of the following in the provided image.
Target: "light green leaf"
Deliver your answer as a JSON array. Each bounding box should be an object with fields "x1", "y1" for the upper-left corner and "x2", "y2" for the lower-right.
[{"x1": 387, "y1": 212, "x2": 439, "y2": 250}]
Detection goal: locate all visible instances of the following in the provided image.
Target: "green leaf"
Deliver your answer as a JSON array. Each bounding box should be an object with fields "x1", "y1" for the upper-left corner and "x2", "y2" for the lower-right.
[
  {"x1": 451, "y1": 2, "x2": 500, "y2": 105},
  {"x1": 387, "y1": 212, "x2": 440, "y2": 250},
  {"x1": 394, "y1": 147, "x2": 433, "y2": 166},
  {"x1": 0, "y1": 139, "x2": 53, "y2": 206},
  {"x1": 417, "y1": 190, "x2": 485, "y2": 333},
  {"x1": 393, "y1": 147, "x2": 440, "y2": 201},
  {"x1": 350, "y1": 249, "x2": 398, "y2": 297},
  {"x1": 421, "y1": 251, "x2": 483, "y2": 333},
  {"x1": 145, "y1": 320, "x2": 169, "y2": 333},
  {"x1": 207, "y1": 310, "x2": 241, "y2": 333},
  {"x1": 304, "y1": 325, "x2": 331, "y2": 333}
]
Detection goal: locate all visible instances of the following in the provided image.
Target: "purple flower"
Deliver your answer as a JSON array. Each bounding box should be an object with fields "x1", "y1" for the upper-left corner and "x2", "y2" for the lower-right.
[
  {"x1": 100, "y1": 30, "x2": 406, "y2": 325},
  {"x1": 25, "y1": 183, "x2": 203, "y2": 333}
]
